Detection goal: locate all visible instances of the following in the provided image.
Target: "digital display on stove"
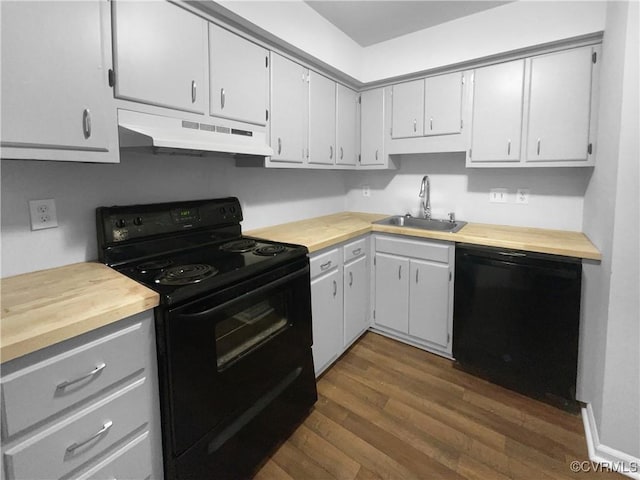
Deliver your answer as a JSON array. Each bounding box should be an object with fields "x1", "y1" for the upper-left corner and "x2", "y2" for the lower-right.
[{"x1": 171, "y1": 207, "x2": 199, "y2": 224}]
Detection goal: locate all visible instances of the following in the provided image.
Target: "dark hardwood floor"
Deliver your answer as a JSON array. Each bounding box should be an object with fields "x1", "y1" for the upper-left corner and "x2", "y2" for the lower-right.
[{"x1": 255, "y1": 332, "x2": 622, "y2": 480}]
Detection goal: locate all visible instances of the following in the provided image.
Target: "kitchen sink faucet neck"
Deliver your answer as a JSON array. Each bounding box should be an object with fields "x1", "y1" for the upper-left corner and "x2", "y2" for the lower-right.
[{"x1": 419, "y1": 175, "x2": 431, "y2": 219}]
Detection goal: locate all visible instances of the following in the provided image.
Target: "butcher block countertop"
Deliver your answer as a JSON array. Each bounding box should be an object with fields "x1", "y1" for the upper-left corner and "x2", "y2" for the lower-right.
[
  {"x1": 1, "y1": 262, "x2": 159, "y2": 363},
  {"x1": 247, "y1": 212, "x2": 602, "y2": 261}
]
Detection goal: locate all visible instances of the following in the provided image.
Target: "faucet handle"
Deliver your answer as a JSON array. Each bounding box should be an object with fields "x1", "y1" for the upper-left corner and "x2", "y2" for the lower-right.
[{"x1": 448, "y1": 212, "x2": 456, "y2": 223}]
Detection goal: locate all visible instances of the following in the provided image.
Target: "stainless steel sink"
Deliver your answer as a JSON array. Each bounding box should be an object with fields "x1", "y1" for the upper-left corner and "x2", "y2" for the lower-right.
[{"x1": 374, "y1": 215, "x2": 467, "y2": 233}]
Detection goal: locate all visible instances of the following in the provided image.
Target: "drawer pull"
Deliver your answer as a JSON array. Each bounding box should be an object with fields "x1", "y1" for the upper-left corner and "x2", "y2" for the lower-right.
[
  {"x1": 56, "y1": 363, "x2": 106, "y2": 390},
  {"x1": 66, "y1": 420, "x2": 113, "y2": 453},
  {"x1": 352, "y1": 248, "x2": 362, "y2": 256},
  {"x1": 320, "y1": 261, "x2": 332, "y2": 271}
]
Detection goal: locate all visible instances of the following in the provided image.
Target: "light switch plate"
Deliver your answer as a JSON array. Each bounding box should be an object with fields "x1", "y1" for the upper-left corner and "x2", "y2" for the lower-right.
[{"x1": 489, "y1": 189, "x2": 508, "y2": 203}]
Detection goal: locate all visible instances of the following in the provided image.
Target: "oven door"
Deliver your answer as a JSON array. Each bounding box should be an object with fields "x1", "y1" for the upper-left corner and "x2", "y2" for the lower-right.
[{"x1": 164, "y1": 259, "x2": 314, "y2": 457}]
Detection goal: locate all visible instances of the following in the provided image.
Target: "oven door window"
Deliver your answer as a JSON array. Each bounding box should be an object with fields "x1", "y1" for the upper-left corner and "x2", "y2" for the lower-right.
[{"x1": 215, "y1": 293, "x2": 290, "y2": 370}]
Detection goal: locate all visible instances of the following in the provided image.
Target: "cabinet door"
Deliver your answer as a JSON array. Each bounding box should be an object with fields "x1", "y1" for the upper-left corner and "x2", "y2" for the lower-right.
[
  {"x1": 374, "y1": 254, "x2": 409, "y2": 333},
  {"x1": 344, "y1": 256, "x2": 368, "y2": 347},
  {"x1": 336, "y1": 84, "x2": 358, "y2": 166},
  {"x1": 470, "y1": 60, "x2": 524, "y2": 163},
  {"x1": 112, "y1": 1, "x2": 206, "y2": 113},
  {"x1": 360, "y1": 88, "x2": 385, "y2": 165},
  {"x1": 409, "y1": 259, "x2": 451, "y2": 349},
  {"x1": 209, "y1": 24, "x2": 268, "y2": 126},
  {"x1": 0, "y1": 0, "x2": 116, "y2": 162},
  {"x1": 525, "y1": 47, "x2": 594, "y2": 162},
  {"x1": 309, "y1": 71, "x2": 337, "y2": 165},
  {"x1": 391, "y1": 79, "x2": 424, "y2": 139},
  {"x1": 311, "y1": 269, "x2": 343, "y2": 376},
  {"x1": 270, "y1": 53, "x2": 308, "y2": 163},
  {"x1": 424, "y1": 72, "x2": 463, "y2": 136}
]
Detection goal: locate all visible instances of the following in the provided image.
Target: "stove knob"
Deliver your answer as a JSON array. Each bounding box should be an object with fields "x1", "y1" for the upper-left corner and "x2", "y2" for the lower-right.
[
  {"x1": 115, "y1": 218, "x2": 127, "y2": 228},
  {"x1": 229, "y1": 206, "x2": 236, "y2": 214},
  {"x1": 133, "y1": 217, "x2": 143, "y2": 226},
  {"x1": 219, "y1": 207, "x2": 226, "y2": 215}
]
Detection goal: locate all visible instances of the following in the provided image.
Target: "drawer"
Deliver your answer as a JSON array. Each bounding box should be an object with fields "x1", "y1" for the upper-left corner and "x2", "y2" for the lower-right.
[
  {"x1": 310, "y1": 248, "x2": 341, "y2": 279},
  {"x1": 73, "y1": 431, "x2": 152, "y2": 480},
  {"x1": 1, "y1": 319, "x2": 147, "y2": 438},
  {"x1": 375, "y1": 235, "x2": 452, "y2": 263},
  {"x1": 343, "y1": 237, "x2": 367, "y2": 263},
  {"x1": 3, "y1": 377, "x2": 149, "y2": 480}
]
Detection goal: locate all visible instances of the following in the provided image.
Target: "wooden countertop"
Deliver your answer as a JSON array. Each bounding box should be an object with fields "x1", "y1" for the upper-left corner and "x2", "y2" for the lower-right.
[
  {"x1": 247, "y1": 212, "x2": 602, "y2": 260},
  {"x1": 1, "y1": 262, "x2": 159, "y2": 363}
]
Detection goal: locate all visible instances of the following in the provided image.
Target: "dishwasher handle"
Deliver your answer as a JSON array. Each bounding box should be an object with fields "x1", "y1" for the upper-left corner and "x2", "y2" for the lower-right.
[{"x1": 457, "y1": 253, "x2": 580, "y2": 280}]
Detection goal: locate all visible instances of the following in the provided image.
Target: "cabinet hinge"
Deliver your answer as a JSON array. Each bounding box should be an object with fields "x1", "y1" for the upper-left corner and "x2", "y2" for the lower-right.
[
  {"x1": 588, "y1": 143, "x2": 593, "y2": 155},
  {"x1": 592, "y1": 52, "x2": 597, "y2": 64},
  {"x1": 265, "y1": 56, "x2": 269, "y2": 68},
  {"x1": 108, "y1": 69, "x2": 115, "y2": 87},
  {"x1": 266, "y1": 109, "x2": 269, "y2": 121},
  {"x1": 358, "y1": 95, "x2": 362, "y2": 104},
  {"x1": 358, "y1": 154, "x2": 361, "y2": 163}
]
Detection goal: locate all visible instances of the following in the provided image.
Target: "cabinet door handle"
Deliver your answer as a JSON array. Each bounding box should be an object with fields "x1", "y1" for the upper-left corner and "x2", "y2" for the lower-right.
[
  {"x1": 277, "y1": 137, "x2": 282, "y2": 155},
  {"x1": 507, "y1": 139, "x2": 511, "y2": 155},
  {"x1": 537, "y1": 138, "x2": 541, "y2": 155},
  {"x1": 375, "y1": 149, "x2": 378, "y2": 161},
  {"x1": 398, "y1": 265, "x2": 402, "y2": 279},
  {"x1": 416, "y1": 269, "x2": 419, "y2": 284},
  {"x1": 352, "y1": 248, "x2": 361, "y2": 256},
  {"x1": 340, "y1": 146, "x2": 344, "y2": 160},
  {"x1": 413, "y1": 119, "x2": 417, "y2": 132},
  {"x1": 56, "y1": 362, "x2": 106, "y2": 390},
  {"x1": 191, "y1": 81, "x2": 197, "y2": 103},
  {"x1": 66, "y1": 420, "x2": 113, "y2": 453},
  {"x1": 329, "y1": 145, "x2": 333, "y2": 160},
  {"x1": 430, "y1": 117, "x2": 433, "y2": 131},
  {"x1": 349, "y1": 271, "x2": 353, "y2": 287},
  {"x1": 220, "y1": 88, "x2": 225, "y2": 109},
  {"x1": 320, "y1": 260, "x2": 332, "y2": 271},
  {"x1": 82, "y1": 109, "x2": 91, "y2": 139},
  {"x1": 333, "y1": 280, "x2": 337, "y2": 297}
]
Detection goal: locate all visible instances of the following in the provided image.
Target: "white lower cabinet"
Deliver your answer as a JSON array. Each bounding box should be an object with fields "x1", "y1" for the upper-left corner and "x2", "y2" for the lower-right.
[
  {"x1": 373, "y1": 235, "x2": 454, "y2": 357},
  {"x1": 0, "y1": 311, "x2": 163, "y2": 480},
  {"x1": 310, "y1": 236, "x2": 371, "y2": 376}
]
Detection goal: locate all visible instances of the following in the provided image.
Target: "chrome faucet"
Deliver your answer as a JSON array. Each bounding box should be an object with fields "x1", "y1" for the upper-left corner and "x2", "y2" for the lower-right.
[{"x1": 418, "y1": 175, "x2": 431, "y2": 219}]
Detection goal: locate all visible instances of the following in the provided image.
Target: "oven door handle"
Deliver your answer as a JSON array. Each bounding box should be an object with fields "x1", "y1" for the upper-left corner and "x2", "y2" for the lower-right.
[{"x1": 175, "y1": 266, "x2": 309, "y2": 319}]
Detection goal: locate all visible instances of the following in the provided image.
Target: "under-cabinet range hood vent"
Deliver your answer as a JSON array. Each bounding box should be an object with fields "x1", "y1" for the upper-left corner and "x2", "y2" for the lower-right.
[{"x1": 117, "y1": 109, "x2": 273, "y2": 157}]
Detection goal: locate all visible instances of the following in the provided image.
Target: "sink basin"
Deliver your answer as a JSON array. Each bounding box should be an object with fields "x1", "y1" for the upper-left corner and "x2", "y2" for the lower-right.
[{"x1": 374, "y1": 215, "x2": 467, "y2": 233}]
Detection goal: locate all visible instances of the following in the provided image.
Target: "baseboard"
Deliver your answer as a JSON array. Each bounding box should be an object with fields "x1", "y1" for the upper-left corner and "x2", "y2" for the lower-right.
[{"x1": 582, "y1": 404, "x2": 640, "y2": 479}]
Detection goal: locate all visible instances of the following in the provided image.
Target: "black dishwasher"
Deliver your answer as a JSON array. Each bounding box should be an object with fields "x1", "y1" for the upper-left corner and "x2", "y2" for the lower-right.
[{"x1": 453, "y1": 244, "x2": 581, "y2": 411}]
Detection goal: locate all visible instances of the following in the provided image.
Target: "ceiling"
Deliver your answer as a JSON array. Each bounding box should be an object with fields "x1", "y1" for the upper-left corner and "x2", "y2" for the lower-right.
[{"x1": 305, "y1": 1, "x2": 512, "y2": 47}]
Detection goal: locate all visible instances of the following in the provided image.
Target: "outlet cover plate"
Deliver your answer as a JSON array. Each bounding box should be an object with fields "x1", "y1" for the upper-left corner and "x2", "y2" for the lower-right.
[
  {"x1": 516, "y1": 189, "x2": 530, "y2": 204},
  {"x1": 29, "y1": 199, "x2": 58, "y2": 230}
]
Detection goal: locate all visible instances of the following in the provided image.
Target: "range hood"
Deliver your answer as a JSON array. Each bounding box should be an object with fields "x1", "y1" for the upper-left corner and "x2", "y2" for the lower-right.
[{"x1": 117, "y1": 109, "x2": 274, "y2": 157}]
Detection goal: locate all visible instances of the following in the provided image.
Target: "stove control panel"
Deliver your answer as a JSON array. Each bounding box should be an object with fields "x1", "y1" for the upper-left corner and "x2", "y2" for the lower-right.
[{"x1": 97, "y1": 198, "x2": 243, "y2": 245}]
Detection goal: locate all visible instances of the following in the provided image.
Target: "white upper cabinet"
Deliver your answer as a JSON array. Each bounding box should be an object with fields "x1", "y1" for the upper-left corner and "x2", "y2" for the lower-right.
[
  {"x1": 391, "y1": 79, "x2": 424, "y2": 138},
  {"x1": 525, "y1": 46, "x2": 596, "y2": 163},
  {"x1": 360, "y1": 88, "x2": 386, "y2": 166},
  {"x1": 469, "y1": 59, "x2": 525, "y2": 164},
  {"x1": 269, "y1": 53, "x2": 308, "y2": 164},
  {"x1": 308, "y1": 71, "x2": 337, "y2": 165},
  {"x1": 424, "y1": 72, "x2": 463, "y2": 136},
  {"x1": 336, "y1": 84, "x2": 358, "y2": 166},
  {"x1": 112, "y1": 1, "x2": 207, "y2": 114},
  {"x1": 0, "y1": 0, "x2": 117, "y2": 163},
  {"x1": 209, "y1": 24, "x2": 268, "y2": 126}
]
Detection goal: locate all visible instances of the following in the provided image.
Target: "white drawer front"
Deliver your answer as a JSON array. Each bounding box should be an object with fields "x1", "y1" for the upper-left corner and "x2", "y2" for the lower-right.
[
  {"x1": 375, "y1": 235, "x2": 452, "y2": 263},
  {"x1": 2, "y1": 320, "x2": 147, "y2": 438},
  {"x1": 343, "y1": 237, "x2": 367, "y2": 263},
  {"x1": 3, "y1": 377, "x2": 149, "y2": 480},
  {"x1": 73, "y1": 431, "x2": 152, "y2": 480},
  {"x1": 310, "y1": 248, "x2": 341, "y2": 279}
]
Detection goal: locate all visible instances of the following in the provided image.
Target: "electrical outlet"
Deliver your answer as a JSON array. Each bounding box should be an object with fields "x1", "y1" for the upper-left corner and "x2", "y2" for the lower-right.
[
  {"x1": 29, "y1": 199, "x2": 58, "y2": 230},
  {"x1": 489, "y1": 188, "x2": 508, "y2": 203},
  {"x1": 362, "y1": 185, "x2": 370, "y2": 197},
  {"x1": 516, "y1": 188, "x2": 530, "y2": 204}
]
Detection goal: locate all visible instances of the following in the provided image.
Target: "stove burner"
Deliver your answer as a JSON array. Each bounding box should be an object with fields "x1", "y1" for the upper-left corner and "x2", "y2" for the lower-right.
[
  {"x1": 137, "y1": 259, "x2": 173, "y2": 273},
  {"x1": 155, "y1": 264, "x2": 217, "y2": 286},
  {"x1": 219, "y1": 239, "x2": 257, "y2": 253},
  {"x1": 254, "y1": 245, "x2": 286, "y2": 256}
]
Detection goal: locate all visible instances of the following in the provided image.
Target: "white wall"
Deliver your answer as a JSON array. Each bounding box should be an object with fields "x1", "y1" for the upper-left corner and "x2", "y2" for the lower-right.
[
  {"x1": 0, "y1": 153, "x2": 346, "y2": 277},
  {"x1": 345, "y1": 153, "x2": 589, "y2": 231}
]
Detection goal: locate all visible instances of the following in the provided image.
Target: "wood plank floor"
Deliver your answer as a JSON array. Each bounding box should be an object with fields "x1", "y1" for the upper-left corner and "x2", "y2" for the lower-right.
[{"x1": 255, "y1": 332, "x2": 623, "y2": 480}]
